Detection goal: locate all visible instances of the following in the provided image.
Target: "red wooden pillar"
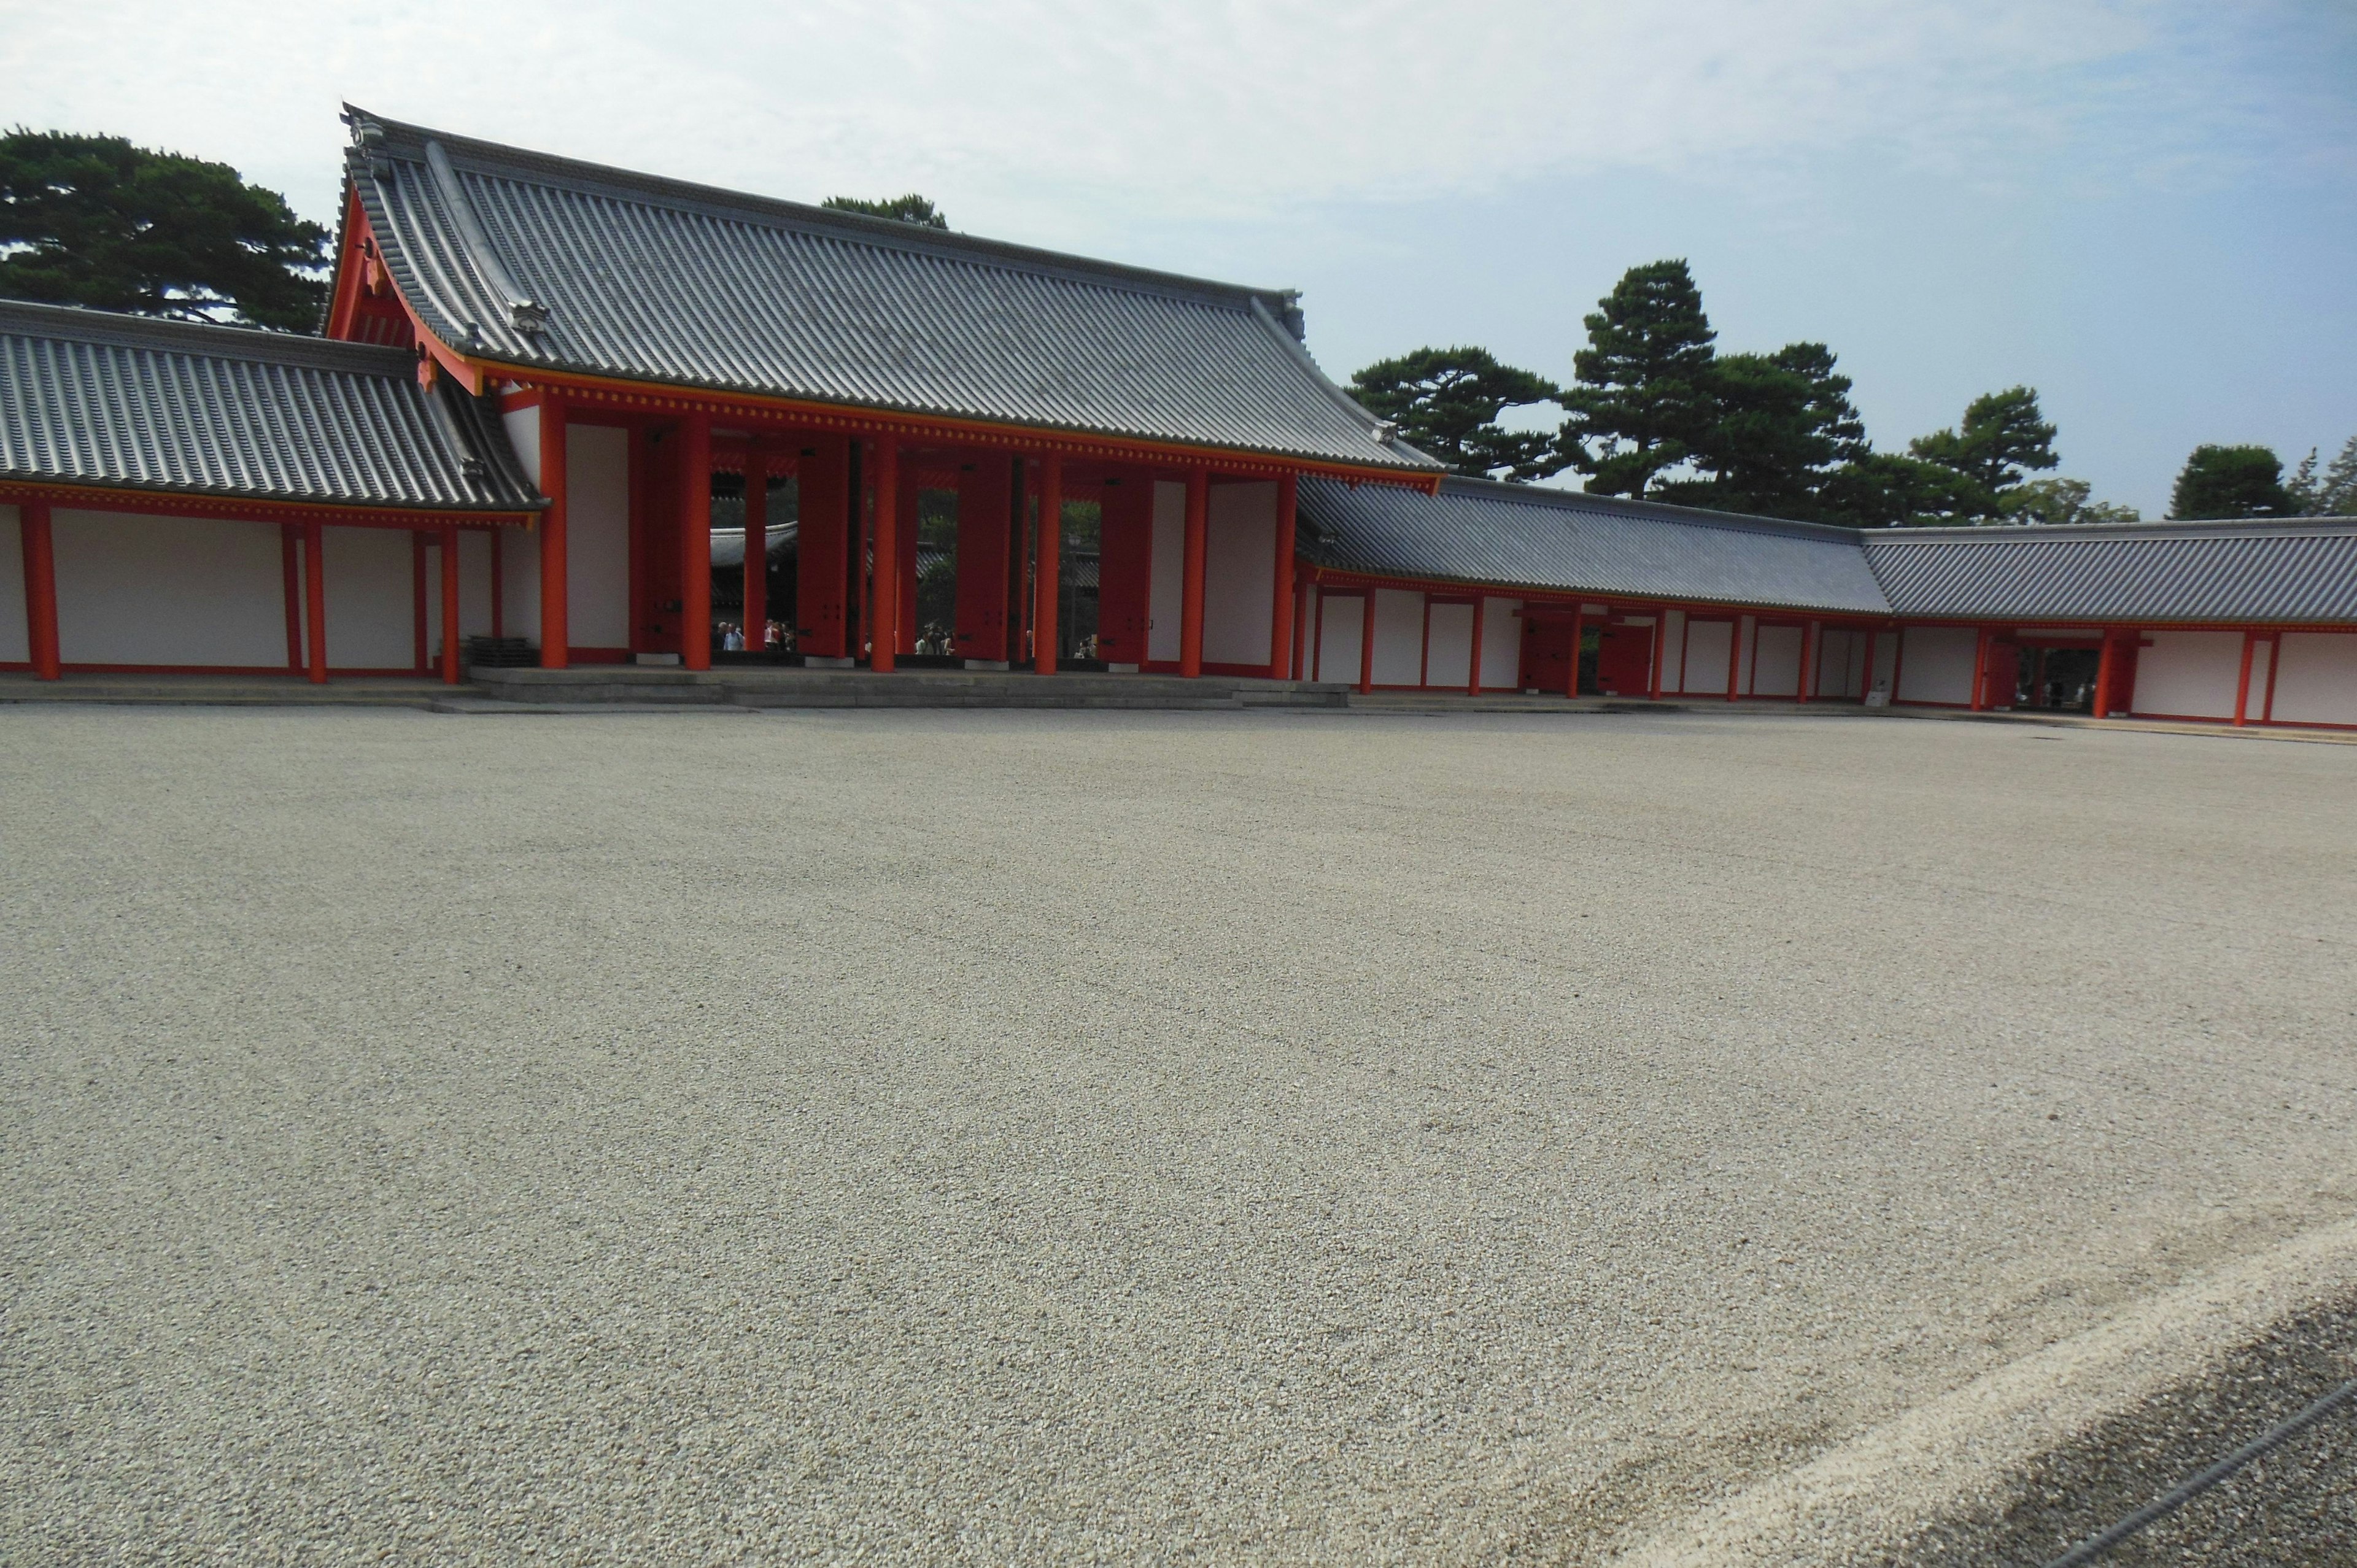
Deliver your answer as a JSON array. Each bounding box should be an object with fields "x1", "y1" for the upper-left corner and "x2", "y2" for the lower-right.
[
  {"x1": 303, "y1": 520, "x2": 328, "y2": 684},
  {"x1": 282, "y1": 523, "x2": 304, "y2": 673},
  {"x1": 20, "y1": 500, "x2": 60, "y2": 680},
  {"x1": 2092, "y1": 630, "x2": 2119, "y2": 717},
  {"x1": 1566, "y1": 606, "x2": 1584, "y2": 698},
  {"x1": 1034, "y1": 455, "x2": 1062, "y2": 674},
  {"x1": 1647, "y1": 609, "x2": 1666, "y2": 701},
  {"x1": 678, "y1": 412, "x2": 713, "y2": 670},
  {"x1": 1269, "y1": 471, "x2": 1297, "y2": 679},
  {"x1": 439, "y1": 524, "x2": 461, "y2": 684},
  {"x1": 538, "y1": 397, "x2": 569, "y2": 668},
  {"x1": 2261, "y1": 633, "x2": 2282, "y2": 722},
  {"x1": 1356, "y1": 593, "x2": 1374, "y2": 695},
  {"x1": 1798, "y1": 619, "x2": 1817, "y2": 703},
  {"x1": 2231, "y1": 630, "x2": 2256, "y2": 726},
  {"x1": 870, "y1": 435, "x2": 900, "y2": 672},
  {"x1": 743, "y1": 436, "x2": 767, "y2": 649},
  {"x1": 1468, "y1": 595, "x2": 1485, "y2": 697},
  {"x1": 1178, "y1": 467, "x2": 1209, "y2": 676},
  {"x1": 1970, "y1": 625, "x2": 1992, "y2": 711},
  {"x1": 1724, "y1": 614, "x2": 1741, "y2": 700}
]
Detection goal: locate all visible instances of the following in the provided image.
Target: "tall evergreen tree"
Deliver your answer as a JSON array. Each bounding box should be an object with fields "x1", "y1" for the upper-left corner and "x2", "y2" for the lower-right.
[
  {"x1": 1654, "y1": 341, "x2": 1868, "y2": 518},
  {"x1": 1557, "y1": 259, "x2": 1717, "y2": 497},
  {"x1": 2286, "y1": 434, "x2": 2357, "y2": 516},
  {"x1": 820, "y1": 193, "x2": 949, "y2": 228},
  {"x1": 2170, "y1": 444, "x2": 2295, "y2": 519},
  {"x1": 1817, "y1": 452, "x2": 1991, "y2": 528},
  {"x1": 0, "y1": 129, "x2": 330, "y2": 330},
  {"x1": 1906, "y1": 387, "x2": 2058, "y2": 504},
  {"x1": 1347, "y1": 346, "x2": 1562, "y2": 481}
]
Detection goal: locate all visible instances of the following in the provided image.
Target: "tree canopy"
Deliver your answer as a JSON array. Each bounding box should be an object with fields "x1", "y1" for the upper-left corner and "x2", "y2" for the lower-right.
[
  {"x1": 820, "y1": 193, "x2": 949, "y2": 228},
  {"x1": 2170, "y1": 444, "x2": 2295, "y2": 519},
  {"x1": 1653, "y1": 341, "x2": 1868, "y2": 519},
  {"x1": 0, "y1": 128, "x2": 330, "y2": 331},
  {"x1": 2288, "y1": 434, "x2": 2357, "y2": 517},
  {"x1": 1346, "y1": 346, "x2": 1562, "y2": 481},
  {"x1": 1995, "y1": 477, "x2": 2140, "y2": 527},
  {"x1": 1557, "y1": 259, "x2": 1717, "y2": 497},
  {"x1": 1906, "y1": 387, "x2": 2059, "y2": 500}
]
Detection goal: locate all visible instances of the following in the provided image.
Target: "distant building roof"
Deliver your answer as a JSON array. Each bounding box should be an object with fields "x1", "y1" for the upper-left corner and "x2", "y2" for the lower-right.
[
  {"x1": 1862, "y1": 518, "x2": 2357, "y2": 624},
  {"x1": 0, "y1": 299, "x2": 540, "y2": 514},
  {"x1": 1298, "y1": 474, "x2": 1892, "y2": 615},
  {"x1": 342, "y1": 108, "x2": 1437, "y2": 479}
]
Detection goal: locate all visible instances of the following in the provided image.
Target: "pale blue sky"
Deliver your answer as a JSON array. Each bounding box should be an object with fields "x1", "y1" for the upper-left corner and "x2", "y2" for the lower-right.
[{"x1": 7, "y1": 0, "x2": 2350, "y2": 515}]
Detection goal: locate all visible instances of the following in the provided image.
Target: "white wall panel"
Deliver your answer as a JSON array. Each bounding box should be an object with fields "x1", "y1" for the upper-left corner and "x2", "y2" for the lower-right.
[
  {"x1": 1203, "y1": 481, "x2": 1275, "y2": 668},
  {"x1": 1477, "y1": 598, "x2": 1520, "y2": 690},
  {"x1": 2265, "y1": 633, "x2": 2357, "y2": 726},
  {"x1": 1314, "y1": 593, "x2": 1363, "y2": 683},
  {"x1": 1897, "y1": 626, "x2": 1976, "y2": 704},
  {"x1": 323, "y1": 527, "x2": 414, "y2": 670},
  {"x1": 503, "y1": 525, "x2": 541, "y2": 643},
  {"x1": 1733, "y1": 616, "x2": 1756, "y2": 694},
  {"x1": 1752, "y1": 624, "x2": 1802, "y2": 697},
  {"x1": 1425, "y1": 603, "x2": 1474, "y2": 688},
  {"x1": 1658, "y1": 609, "x2": 1685, "y2": 693},
  {"x1": 460, "y1": 530, "x2": 495, "y2": 638},
  {"x1": 1148, "y1": 481, "x2": 1183, "y2": 663},
  {"x1": 569, "y1": 424, "x2": 630, "y2": 649},
  {"x1": 2131, "y1": 630, "x2": 2241, "y2": 719},
  {"x1": 1867, "y1": 631, "x2": 1897, "y2": 697},
  {"x1": 53, "y1": 509, "x2": 285, "y2": 668},
  {"x1": 0, "y1": 506, "x2": 25, "y2": 664},
  {"x1": 1681, "y1": 619, "x2": 1732, "y2": 695},
  {"x1": 503, "y1": 404, "x2": 543, "y2": 485},
  {"x1": 1370, "y1": 588, "x2": 1423, "y2": 686}
]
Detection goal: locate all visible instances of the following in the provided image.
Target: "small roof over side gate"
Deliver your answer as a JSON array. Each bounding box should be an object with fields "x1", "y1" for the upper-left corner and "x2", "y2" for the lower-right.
[
  {"x1": 1864, "y1": 519, "x2": 2357, "y2": 625},
  {"x1": 1297, "y1": 474, "x2": 1894, "y2": 616},
  {"x1": 0, "y1": 300, "x2": 540, "y2": 516},
  {"x1": 339, "y1": 107, "x2": 1439, "y2": 479}
]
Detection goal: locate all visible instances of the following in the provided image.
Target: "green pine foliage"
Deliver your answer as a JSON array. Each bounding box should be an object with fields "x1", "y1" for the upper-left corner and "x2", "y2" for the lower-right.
[
  {"x1": 2286, "y1": 434, "x2": 2357, "y2": 517},
  {"x1": 1556, "y1": 259, "x2": 1718, "y2": 497},
  {"x1": 820, "y1": 193, "x2": 950, "y2": 229},
  {"x1": 2170, "y1": 444, "x2": 2296, "y2": 519},
  {"x1": 0, "y1": 129, "x2": 330, "y2": 331},
  {"x1": 1652, "y1": 342, "x2": 1869, "y2": 519},
  {"x1": 1346, "y1": 346, "x2": 1562, "y2": 481}
]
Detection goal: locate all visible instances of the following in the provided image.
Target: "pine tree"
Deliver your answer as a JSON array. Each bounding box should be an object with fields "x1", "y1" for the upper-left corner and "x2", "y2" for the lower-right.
[
  {"x1": 1907, "y1": 387, "x2": 2058, "y2": 507},
  {"x1": 1347, "y1": 346, "x2": 1562, "y2": 481},
  {"x1": 2170, "y1": 445, "x2": 2295, "y2": 519},
  {"x1": 2286, "y1": 434, "x2": 2357, "y2": 516},
  {"x1": 1654, "y1": 341, "x2": 1868, "y2": 518},
  {"x1": 1557, "y1": 260, "x2": 1717, "y2": 497}
]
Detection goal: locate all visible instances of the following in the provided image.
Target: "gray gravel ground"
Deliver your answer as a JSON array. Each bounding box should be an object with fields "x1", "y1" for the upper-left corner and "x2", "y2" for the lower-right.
[
  {"x1": 3, "y1": 706, "x2": 2355, "y2": 1564},
  {"x1": 1879, "y1": 1297, "x2": 2357, "y2": 1566}
]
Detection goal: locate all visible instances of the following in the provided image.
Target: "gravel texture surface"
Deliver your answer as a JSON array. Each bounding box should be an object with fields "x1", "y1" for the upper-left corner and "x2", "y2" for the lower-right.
[
  {"x1": 2, "y1": 706, "x2": 2354, "y2": 1564},
  {"x1": 1881, "y1": 1297, "x2": 2357, "y2": 1567}
]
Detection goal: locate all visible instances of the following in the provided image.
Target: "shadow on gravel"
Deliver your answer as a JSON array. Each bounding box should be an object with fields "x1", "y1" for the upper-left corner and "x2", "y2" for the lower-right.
[{"x1": 1862, "y1": 1299, "x2": 2357, "y2": 1567}]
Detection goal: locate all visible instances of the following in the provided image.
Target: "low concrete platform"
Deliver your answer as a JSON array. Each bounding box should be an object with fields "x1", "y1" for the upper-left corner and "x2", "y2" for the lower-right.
[
  {"x1": 467, "y1": 663, "x2": 1357, "y2": 710},
  {"x1": 0, "y1": 673, "x2": 457, "y2": 707}
]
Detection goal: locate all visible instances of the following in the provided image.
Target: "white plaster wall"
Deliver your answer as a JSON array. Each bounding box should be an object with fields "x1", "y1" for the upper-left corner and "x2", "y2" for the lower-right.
[
  {"x1": 324, "y1": 527, "x2": 414, "y2": 669},
  {"x1": 1752, "y1": 624, "x2": 1802, "y2": 697},
  {"x1": 1681, "y1": 619, "x2": 1732, "y2": 695},
  {"x1": 1866, "y1": 630, "x2": 1897, "y2": 696},
  {"x1": 2245, "y1": 639, "x2": 2272, "y2": 717},
  {"x1": 503, "y1": 525, "x2": 542, "y2": 644},
  {"x1": 1315, "y1": 594, "x2": 1364, "y2": 683},
  {"x1": 1733, "y1": 616, "x2": 1755, "y2": 693},
  {"x1": 460, "y1": 530, "x2": 495, "y2": 637},
  {"x1": 1148, "y1": 481, "x2": 1183, "y2": 663},
  {"x1": 1202, "y1": 481, "x2": 1275, "y2": 668},
  {"x1": 2131, "y1": 630, "x2": 2242, "y2": 719},
  {"x1": 569, "y1": 424, "x2": 631, "y2": 649},
  {"x1": 1814, "y1": 627, "x2": 1852, "y2": 697},
  {"x1": 1897, "y1": 625, "x2": 1977, "y2": 704},
  {"x1": 1658, "y1": 609, "x2": 1685, "y2": 693},
  {"x1": 2270, "y1": 633, "x2": 2357, "y2": 725},
  {"x1": 1477, "y1": 598, "x2": 1520, "y2": 690},
  {"x1": 1370, "y1": 587, "x2": 1424, "y2": 686},
  {"x1": 503, "y1": 404, "x2": 543, "y2": 485},
  {"x1": 0, "y1": 505, "x2": 26, "y2": 663},
  {"x1": 53, "y1": 509, "x2": 285, "y2": 667},
  {"x1": 1426, "y1": 603, "x2": 1474, "y2": 687}
]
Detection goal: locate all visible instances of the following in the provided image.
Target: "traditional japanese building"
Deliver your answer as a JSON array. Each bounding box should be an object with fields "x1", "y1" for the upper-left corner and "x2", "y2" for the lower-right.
[{"x1": 2, "y1": 108, "x2": 2353, "y2": 728}]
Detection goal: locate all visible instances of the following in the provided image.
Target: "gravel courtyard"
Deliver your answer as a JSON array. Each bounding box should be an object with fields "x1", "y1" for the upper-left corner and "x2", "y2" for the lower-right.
[{"x1": 4, "y1": 705, "x2": 2353, "y2": 1564}]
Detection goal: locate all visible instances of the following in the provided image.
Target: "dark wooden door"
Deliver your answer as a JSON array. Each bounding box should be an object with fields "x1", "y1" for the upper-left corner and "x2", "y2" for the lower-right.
[
  {"x1": 954, "y1": 456, "x2": 1012, "y2": 662},
  {"x1": 1096, "y1": 480, "x2": 1151, "y2": 665},
  {"x1": 1595, "y1": 623, "x2": 1654, "y2": 696},
  {"x1": 794, "y1": 436, "x2": 850, "y2": 658}
]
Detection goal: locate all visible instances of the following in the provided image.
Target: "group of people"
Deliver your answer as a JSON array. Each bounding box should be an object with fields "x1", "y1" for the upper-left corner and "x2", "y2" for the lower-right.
[{"x1": 714, "y1": 620, "x2": 791, "y2": 653}]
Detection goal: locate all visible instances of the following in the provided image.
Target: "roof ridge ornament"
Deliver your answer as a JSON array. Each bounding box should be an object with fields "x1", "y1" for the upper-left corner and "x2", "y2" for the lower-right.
[{"x1": 422, "y1": 139, "x2": 551, "y2": 341}]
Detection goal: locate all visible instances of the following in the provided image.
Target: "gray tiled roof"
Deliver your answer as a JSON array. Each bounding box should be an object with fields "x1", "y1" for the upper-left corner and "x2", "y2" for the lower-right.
[
  {"x1": 1863, "y1": 520, "x2": 2357, "y2": 624},
  {"x1": 1298, "y1": 474, "x2": 1894, "y2": 615},
  {"x1": 0, "y1": 299, "x2": 540, "y2": 513},
  {"x1": 341, "y1": 108, "x2": 1437, "y2": 477}
]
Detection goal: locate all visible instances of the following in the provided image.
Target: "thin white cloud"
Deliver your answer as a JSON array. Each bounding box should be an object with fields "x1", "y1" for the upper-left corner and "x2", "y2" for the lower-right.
[{"x1": 2, "y1": 0, "x2": 2342, "y2": 239}]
